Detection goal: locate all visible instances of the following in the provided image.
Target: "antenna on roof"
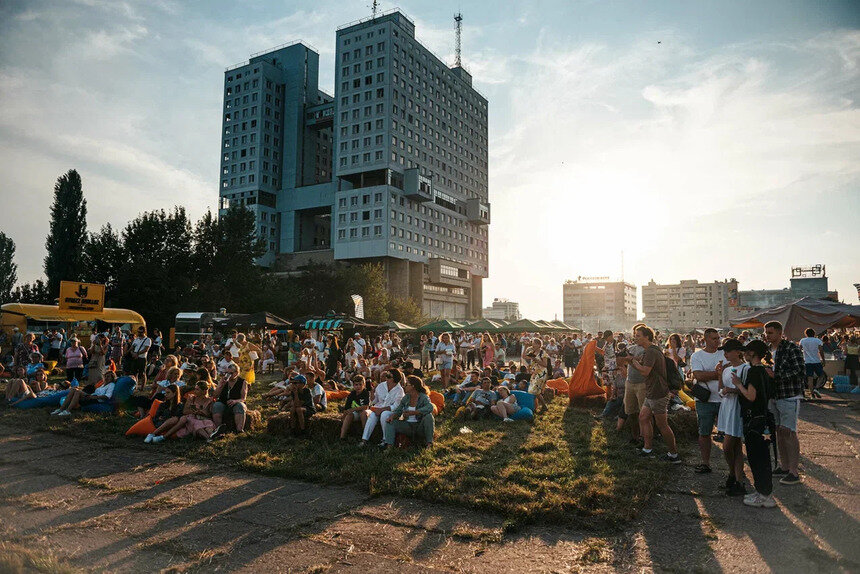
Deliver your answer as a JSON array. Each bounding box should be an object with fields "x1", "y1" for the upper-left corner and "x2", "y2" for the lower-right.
[
  {"x1": 370, "y1": 0, "x2": 379, "y2": 19},
  {"x1": 454, "y1": 13, "x2": 463, "y2": 67}
]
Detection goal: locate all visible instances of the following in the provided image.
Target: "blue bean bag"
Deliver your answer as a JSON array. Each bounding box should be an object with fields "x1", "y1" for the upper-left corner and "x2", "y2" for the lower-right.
[
  {"x1": 12, "y1": 390, "x2": 70, "y2": 409},
  {"x1": 510, "y1": 390, "x2": 535, "y2": 421},
  {"x1": 81, "y1": 376, "x2": 136, "y2": 414}
]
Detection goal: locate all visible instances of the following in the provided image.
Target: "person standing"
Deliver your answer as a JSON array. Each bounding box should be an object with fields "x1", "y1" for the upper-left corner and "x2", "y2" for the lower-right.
[
  {"x1": 734, "y1": 340, "x2": 776, "y2": 508},
  {"x1": 689, "y1": 328, "x2": 726, "y2": 474},
  {"x1": 49, "y1": 329, "x2": 64, "y2": 362},
  {"x1": 799, "y1": 328, "x2": 825, "y2": 399},
  {"x1": 617, "y1": 324, "x2": 647, "y2": 443},
  {"x1": 628, "y1": 325, "x2": 681, "y2": 463},
  {"x1": 764, "y1": 321, "x2": 804, "y2": 485},
  {"x1": 426, "y1": 331, "x2": 438, "y2": 367},
  {"x1": 63, "y1": 337, "x2": 88, "y2": 382},
  {"x1": 128, "y1": 327, "x2": 152, "y2": 386},
  {"x1": 716, "y1": 339, "x2": 749, "y2": 495},
  {"x1": 87, "y1": 333, "x2": 109, "y2": 386}
]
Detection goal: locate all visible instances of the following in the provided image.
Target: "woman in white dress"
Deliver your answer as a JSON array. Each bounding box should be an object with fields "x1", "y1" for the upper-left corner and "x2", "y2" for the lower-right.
[{"x1": 717, "y1": 339, "x2": 748, "y2": 496}]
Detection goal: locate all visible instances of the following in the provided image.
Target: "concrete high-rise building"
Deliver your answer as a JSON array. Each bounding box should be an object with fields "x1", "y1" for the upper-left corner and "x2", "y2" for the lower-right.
[
  {"x1": 562, "y1": 278, "x2": 637, "y2": 333},
  {"x1": 736, "y1": 265, "x2": 837, "y2": 315},
  {"x1": 482, "y1": 298, "x2": 521, "y2": 321},
  {"x1": 218, "y1": 10, "x2": 490, "y2": 319},
  {"x1": 641, "y1": 278, "x2": 739, "y2": 331}
]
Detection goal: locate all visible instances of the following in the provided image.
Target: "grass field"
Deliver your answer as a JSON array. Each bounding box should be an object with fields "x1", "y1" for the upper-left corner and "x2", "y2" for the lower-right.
[{"x1": 0, "y1": 372, "x2": 696, "y2": 531}]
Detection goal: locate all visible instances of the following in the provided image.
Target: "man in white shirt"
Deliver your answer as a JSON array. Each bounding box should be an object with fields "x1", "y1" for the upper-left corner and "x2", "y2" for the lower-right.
[
  {"x1": 799, "y1": 328, "x2": 825, "y2": 399},
  {"x1": 49, "y1": 330, "x2": 63, "y2": 361},
  {"x1": 354, "y1": 332, "x2": 367, "y2": 357},
  {"x1": 128, "y1": 328, "x2": 152, "y2": 385},
  {"x1": 360, "y1": 369, "x2": 404, "y2": 446},
  {"x1": 689, "y1": 328, "x2": 726, "y2": 474}
]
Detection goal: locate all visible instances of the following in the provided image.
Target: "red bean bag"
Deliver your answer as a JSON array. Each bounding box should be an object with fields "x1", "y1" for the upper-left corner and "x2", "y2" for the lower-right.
[
  {"x1": 546, "y1": 378, "x2": 570, "y2": 395},
  {"x1": 326, "y1": 390, "x2": 350, "y2": 401},
  {"x1": 125, "y1": 400, "x2": 162, "y2": 436},
  {"x1": 429, "y1": 391, "x2": 445, "y2": 413}
]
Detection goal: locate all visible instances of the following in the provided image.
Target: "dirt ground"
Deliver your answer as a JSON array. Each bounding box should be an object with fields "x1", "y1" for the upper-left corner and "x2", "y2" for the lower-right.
[{"x1": 0, "y1": 392, "x2": 857, "y2": 573}]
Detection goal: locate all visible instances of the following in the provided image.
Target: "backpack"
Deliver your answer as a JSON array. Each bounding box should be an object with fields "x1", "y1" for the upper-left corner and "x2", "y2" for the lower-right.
[{"x1": 664, "y1": 356, "x2": 683, "y2": 391}]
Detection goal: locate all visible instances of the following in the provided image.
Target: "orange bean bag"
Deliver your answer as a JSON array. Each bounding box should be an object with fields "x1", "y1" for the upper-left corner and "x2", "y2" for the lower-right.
[
  {"x1": 429, "y1": 391, "x2": 445, "y2": 413},
  {"x1": 546, "y1": 378, "x2": 570, "y2": 395},
  {"x1": 125, "y1": 399, "x2": 162, "y2": 436},
  {"x1": 326, "y1": 390, "x2": 350, "y2": 401}
]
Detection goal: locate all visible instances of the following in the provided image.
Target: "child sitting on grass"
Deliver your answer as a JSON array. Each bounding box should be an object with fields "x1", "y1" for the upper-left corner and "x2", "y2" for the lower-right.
[{"x1": 5, "y1": 377, "x2": 36, "y2": 407}]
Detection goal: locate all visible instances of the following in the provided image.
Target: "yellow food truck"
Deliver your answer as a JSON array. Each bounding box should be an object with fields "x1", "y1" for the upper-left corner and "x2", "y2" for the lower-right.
[{"x1": 1, "y1": 303, "x2": 146, "y2": 340}]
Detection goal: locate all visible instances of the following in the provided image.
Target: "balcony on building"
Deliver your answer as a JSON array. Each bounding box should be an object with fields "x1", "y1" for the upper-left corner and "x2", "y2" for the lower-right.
[
  {"x1": 403, "y1": 167, "x2": 433, "y2": 202},
  {"x1": 465, "y1": 198, "x2": 491, "y2": 225},
  {"x1": 428, "y1": 257, "x2": 471, "y2": 288}
]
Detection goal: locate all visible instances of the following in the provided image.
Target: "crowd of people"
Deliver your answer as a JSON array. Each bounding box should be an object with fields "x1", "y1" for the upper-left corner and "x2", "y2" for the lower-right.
[{"x1": 3, "y1": 318, "x2": 859, "y2": 510}]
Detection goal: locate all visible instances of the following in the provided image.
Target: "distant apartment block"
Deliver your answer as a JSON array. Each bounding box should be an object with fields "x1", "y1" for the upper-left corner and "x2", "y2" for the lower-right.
[
  {"x1": 563, "y1": 278, "x2": 637, "y2": 332},
  {"x1": 482, "y1": 298, "x2": 521, "y2": 321},
  {"x1": 642, "y1": 278, "x2": 738, "y2": 331},
  {"x1": 218, "y1": 10, "x2": 490, "y2": 319}
]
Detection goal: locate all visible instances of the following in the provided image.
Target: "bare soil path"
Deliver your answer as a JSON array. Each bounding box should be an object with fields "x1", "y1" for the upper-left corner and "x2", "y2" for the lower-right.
[{"x1": 0, "y1": 392, "x2": 857, "y2": 573}]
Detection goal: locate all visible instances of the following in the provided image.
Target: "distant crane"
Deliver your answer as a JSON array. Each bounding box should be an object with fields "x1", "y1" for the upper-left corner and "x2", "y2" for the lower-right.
[{"x1": 454, "y1": 13, "x2": 463, "y2": 67}]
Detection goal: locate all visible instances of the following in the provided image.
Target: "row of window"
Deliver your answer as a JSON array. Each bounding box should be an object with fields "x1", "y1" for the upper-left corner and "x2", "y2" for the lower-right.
[
  {"x1": 337, "y1": 192, "x2": 385, "y2": 208},
  {"x1": 337, "y1": 226, "x2": 384, "y2": 239}
]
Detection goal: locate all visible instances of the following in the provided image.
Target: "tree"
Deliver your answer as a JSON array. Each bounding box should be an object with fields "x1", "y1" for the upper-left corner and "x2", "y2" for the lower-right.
[
  {"x1": 114, "y1": 208, "x2": 193, "y2": 333},
  {"x1": 83, "y1": 224, "x2": 124, "y2": 297},
  {"x1": 191, "y1": 207, "x2": 266, "y2": 312},
  {"x1": 10, "y1": 280, "x2": 53, "y2": 304},
  {"x1": 387, "y1": 296, "x2": 427, "y2": 326},
  {"x1": 346, "y1": 263, "x2": 389, "y2": 323},
  {"x1": 44, "y1": 169, "x2": 88, "y2": 295},
  {"x1": 0, "y1": 232, "x2": 16, "y2": 304}
]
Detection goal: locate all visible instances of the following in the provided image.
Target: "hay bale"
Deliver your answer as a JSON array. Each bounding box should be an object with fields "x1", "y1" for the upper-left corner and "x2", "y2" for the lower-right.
[
  {"x1": 246, "y1": 409, "x2": 262, "y2": 431},
  {"x1": 267, "y1": 413, "x2": 292, "y2": 436},
  {"x1": 667, "y1": 409, "x2": 699, "y2": 441}
]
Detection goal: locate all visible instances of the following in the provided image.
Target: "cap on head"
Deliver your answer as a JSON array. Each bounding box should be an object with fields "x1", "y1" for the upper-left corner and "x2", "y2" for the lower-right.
[{"x1": 292, "y1": 374, "x2": 307, "y2": 385}]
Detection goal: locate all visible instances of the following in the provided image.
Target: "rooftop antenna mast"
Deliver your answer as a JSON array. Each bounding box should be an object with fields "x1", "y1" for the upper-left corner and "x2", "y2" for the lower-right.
[
  {"x1": 454, "y1": 13, "x2": 463, "y2": 67},
  {"x1": 370, "y1": 0, "x2": 379, "y2": 19}
]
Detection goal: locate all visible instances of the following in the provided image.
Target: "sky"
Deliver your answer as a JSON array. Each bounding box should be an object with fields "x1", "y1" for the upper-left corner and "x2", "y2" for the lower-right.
[{"x1": 0, "y1": 0, "x2": 858, "y2": 320}]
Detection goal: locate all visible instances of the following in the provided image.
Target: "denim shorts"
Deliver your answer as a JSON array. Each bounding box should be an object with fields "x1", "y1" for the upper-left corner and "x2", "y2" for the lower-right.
[
  {"x1": 695, "y1": 400, "x2": 721, "y2": 436},
  {"x1": 769, "y1": 398, "x2": 800, "y2": 432}
]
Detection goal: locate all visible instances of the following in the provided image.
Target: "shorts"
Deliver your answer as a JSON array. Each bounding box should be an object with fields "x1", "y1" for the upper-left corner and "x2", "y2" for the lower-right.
[
  {"x1": 438, "y1": 358, "x2": 453, "y2": 370},
  {"x1": 804, "y1": 363, "x2": 824, "y2": 377},
  {"x1": 623, "y1": 383, "x2": 646, "y2": 415},
  {"x1": 643, "y1": 395, "x2": 670, "y2": 415},
  {"x1": 212, "y1": 401, "x2": 247, "y2": 415},
  {"x1": 769, "y1": 398, "x2": 800, "y2": 432},
  {"x1": 695, "y1": 400, "x2": 721, "y2": 436}
]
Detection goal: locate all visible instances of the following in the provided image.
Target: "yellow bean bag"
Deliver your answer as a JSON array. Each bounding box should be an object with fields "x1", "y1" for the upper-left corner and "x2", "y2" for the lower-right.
[
  {"x1": 43, "y1": 360, "x2": 58, "y2": 372},
  {"x1": 677, "y1": 389, "x2": 696, "y2": 409}
]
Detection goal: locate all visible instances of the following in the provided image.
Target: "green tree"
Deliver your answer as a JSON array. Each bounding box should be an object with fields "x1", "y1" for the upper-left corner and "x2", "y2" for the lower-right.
[
  {"x1": 83, "y1": 224, "x2": 124, "y2": 297},
  {"x1": 191, "y1": 207, "x2": 266, "y2": 312},
  {"x1": 44, "y1": 169, "x2": 88, "y2": 295},
  {"x1": 345, "y1": 263, "x2": 389, "y2": 323},
  {"x1": 0, "y1": 232, "x2": 16, "y2": 304},
  {"x1": 10, "y1": 280, "x2": 53, "y2": 304},
  {"x1": 114, "y1": 208, "x2": 193, "y2": 333},
  {"x1": 386, "y1": 296, "x2": 427, "y2": 326}
]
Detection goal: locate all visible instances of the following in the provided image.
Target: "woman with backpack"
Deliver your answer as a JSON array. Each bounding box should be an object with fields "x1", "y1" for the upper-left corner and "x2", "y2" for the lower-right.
[{"x1": 733, "y1": 340, "x2": 776, "y2": 508}]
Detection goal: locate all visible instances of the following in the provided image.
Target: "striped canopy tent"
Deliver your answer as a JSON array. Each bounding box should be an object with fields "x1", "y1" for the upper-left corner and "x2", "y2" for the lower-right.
[
  {"x1": 292, "y1": 313, "x2": 381, "y2": 333},
  {"x1": 535, "y1": 320, "x2": 564, "y2": 331},
  {"x1": 384, "y1": 321, "x2": 416, "y2": 332},
  {"x1": 496, "y1": 318, "x2": 554, "y2": 333},
  {"x1": 415, "y1": 319, "x2": 466, "y2": 333},
  {"x1": 463, "y1": 318, "x2": 503, "y2": 333}
]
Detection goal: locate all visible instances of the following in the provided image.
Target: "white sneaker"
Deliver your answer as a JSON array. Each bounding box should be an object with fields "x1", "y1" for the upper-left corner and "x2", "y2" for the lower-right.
[
  {"x1": 151, "y1": 435, "x2": 165, "y2": 443},
  {"x1": 503, "y1": 417, "x2": 514, "y2": 423},
  {"x1": 57, "y1": 410, "x2": 71, "y2": 416},
  {"x1": 760, "y1": 494, "x2": 776, "y2": 508},
  {"x1": 50, "y1": 408, "x2": 62, "y2": 415},
  {"x1": 743, "y1": 492, "x2": 757, "y2": 503},
  {"x1": 144, "y1": 434, "x2": 154, "y2": 444}
]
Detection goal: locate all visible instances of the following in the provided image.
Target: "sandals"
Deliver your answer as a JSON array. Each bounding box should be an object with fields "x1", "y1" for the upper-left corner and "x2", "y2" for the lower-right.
[{"x1": 694, "y1": 464, "x2": 712, "y2": 474}]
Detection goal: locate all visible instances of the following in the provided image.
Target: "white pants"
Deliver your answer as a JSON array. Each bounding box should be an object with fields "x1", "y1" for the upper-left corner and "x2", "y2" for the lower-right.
[{"x1": 362, "y1": 410, "x2": 395, "y2": 441}]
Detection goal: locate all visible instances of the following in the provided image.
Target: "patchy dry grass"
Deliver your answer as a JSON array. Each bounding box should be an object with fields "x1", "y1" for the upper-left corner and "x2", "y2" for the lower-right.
[
  {"x1": 0, "y1": 542, "x2": 80, "y2": 574},
  {"x1": 0, "y1": 373, "x2": 692, "y2": 531}
]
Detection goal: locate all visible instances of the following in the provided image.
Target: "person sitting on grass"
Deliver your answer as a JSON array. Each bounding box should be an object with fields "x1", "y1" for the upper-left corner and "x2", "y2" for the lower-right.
[
  {"x1": 382, "y1": 375, "x2": 435, "y2": 450},
  {"x1": 51, "y1": 372, "x2": 118, "y2": 416},
  {"x1": 27, "y1": 367, "x2": 48, "y2": 393},
  {"x1": 360, "y1": 368, "x2": 405, "y2": 447},
  {"x1": 132, "y1": 366, "x2": 183, "y2": 418},
  {"x1": 144, "y1": 383, "x2": 185, "y2": 443},
  {"x1": 209, "y1": 362, "x2": 248, "y2": 439},
  {"x1": 307, "y1": 371, "x2": 328, "y2": 413},
  {"x1": 464, "y1": 377, "x2": 496, "y2": 420},
  {"x1": 449, "y1": 370, "x2": 480, "y2": 405},
  {"x1": 6, "y1": 377, "x2": 36, "y2": 407},
  {"x1": 339, "y1": 375, "x2": 370, "y2": 440},
  {"x1": 490, "y1": 385, "x2": 520, "y2": 422},
  {"x1": 148, "y1": 380, "x2": 215, "y2": 442},
  {"x1": 284, "y1": 374, "x2": 315, "y2": 437}
]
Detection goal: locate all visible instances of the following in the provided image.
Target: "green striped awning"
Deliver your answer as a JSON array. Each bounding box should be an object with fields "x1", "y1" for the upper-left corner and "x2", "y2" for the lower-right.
[{"x1": 304, "y1": 319, "x2": 343, "y2": 330}]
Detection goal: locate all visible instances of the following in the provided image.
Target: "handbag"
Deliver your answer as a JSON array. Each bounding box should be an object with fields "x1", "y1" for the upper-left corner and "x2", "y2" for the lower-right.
[{"x1": 690, "y1": 382, "x2": 711, "y2": 402}]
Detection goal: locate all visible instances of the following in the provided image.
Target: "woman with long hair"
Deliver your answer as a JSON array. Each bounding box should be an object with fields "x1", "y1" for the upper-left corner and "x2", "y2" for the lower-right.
[
  {"x1": 382, "y1": 375, "x2": 435, "y2": 449},
  {"x1": 481, "y1": 332, "x2": 496, "y2": 369},
  {"x1": 145, "y1": 383, "x2": 184, "y2": 443}
]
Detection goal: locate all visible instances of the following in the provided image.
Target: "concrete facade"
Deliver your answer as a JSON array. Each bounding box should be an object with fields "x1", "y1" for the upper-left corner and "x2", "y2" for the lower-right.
[
  {"x1": 562, "y1": 279, "x2": 637, "y2": 333},
  {"x1": 482, "y1": 298, "x2": 521, "y2": 321},
  {"x1": 642, "y1": 278, "x2": 739, "y2": 331},
  {"x1": 218, "y1": 11, "x2": 489, "y2": 319}
]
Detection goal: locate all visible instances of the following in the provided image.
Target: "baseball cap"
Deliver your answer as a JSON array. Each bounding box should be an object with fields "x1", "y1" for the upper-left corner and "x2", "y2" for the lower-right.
[
  {"x1": 718, "y1": 339, "x2": 744, "y2": 353},
  {"x1": 354, "y1": 332, "x2": 361, "y2": 336},
  {"x1": 291, "y1": 374, "x2": 307, "y2": 385}
]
